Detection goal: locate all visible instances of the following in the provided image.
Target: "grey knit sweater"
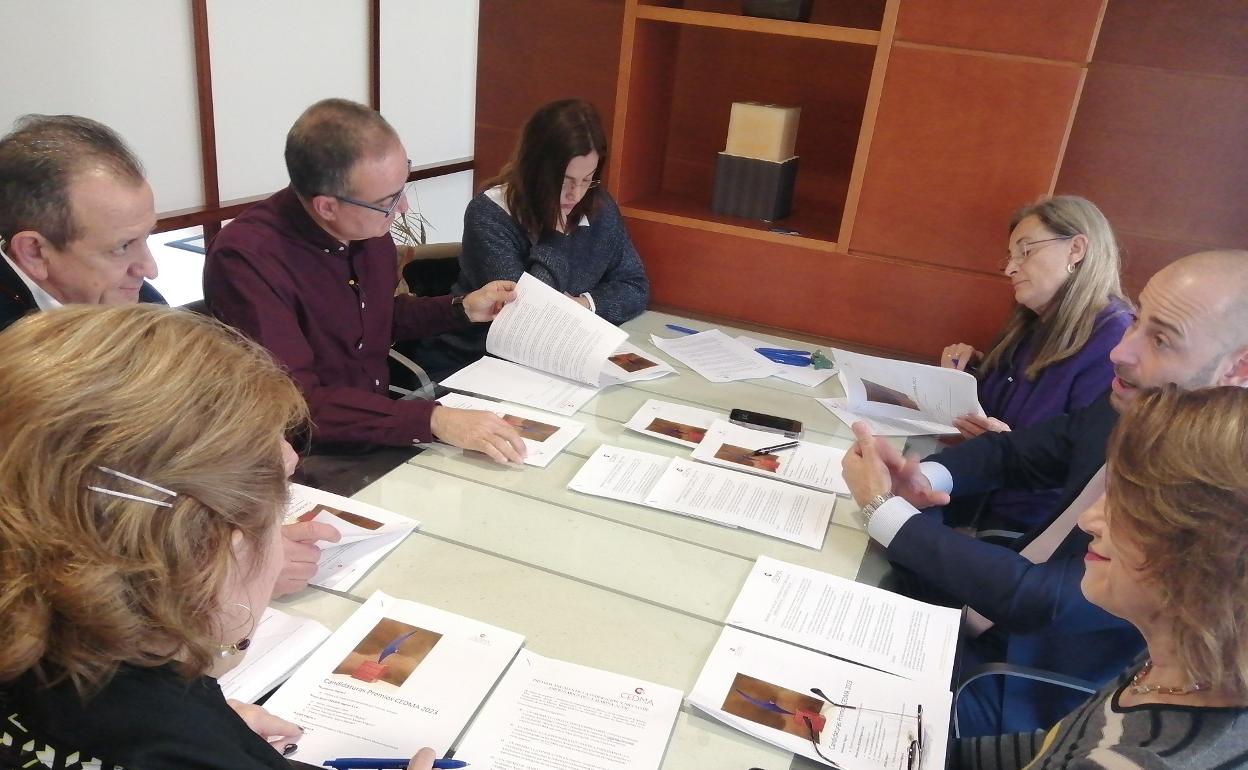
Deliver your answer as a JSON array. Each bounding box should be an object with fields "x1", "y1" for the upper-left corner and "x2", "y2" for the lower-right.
[
  {"x1": 453, "y1": 186, "x2": 649, "y2": 325},
  {"x1": 955, "y1": 663, "x2": 1248, "y2": 769}
]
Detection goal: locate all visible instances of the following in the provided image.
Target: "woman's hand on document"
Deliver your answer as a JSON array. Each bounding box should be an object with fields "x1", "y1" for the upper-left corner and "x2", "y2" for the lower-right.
[
  {"x1": 408, "y1": 748, "x2": 437, "y2": 769},
  {"x1": 431, "y1": 406, "x2": 527, "y2": 464},
  {"x1": 953, "y1": 413, "x2": 1011, "y2": 439}
]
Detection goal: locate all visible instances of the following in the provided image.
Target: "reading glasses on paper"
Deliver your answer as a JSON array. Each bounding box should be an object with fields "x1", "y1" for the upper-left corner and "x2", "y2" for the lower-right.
[{"x1": 802, "y1": 689, "x2": 923, "y2": 770}]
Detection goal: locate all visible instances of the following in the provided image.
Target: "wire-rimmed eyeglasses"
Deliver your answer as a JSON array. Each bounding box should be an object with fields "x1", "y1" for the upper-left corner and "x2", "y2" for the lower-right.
[
  {"x1": 998, "y1": 235, "x2": 1073, "y2": 272},
  {"x1": 562, "y1": 177, "x2": 601, "y2": 194}
]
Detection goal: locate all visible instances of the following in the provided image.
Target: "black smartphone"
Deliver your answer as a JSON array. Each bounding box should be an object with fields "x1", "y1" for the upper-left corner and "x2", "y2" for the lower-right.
[{"x1": 728, "y1": 409, "x2": 803, "y2": 438}]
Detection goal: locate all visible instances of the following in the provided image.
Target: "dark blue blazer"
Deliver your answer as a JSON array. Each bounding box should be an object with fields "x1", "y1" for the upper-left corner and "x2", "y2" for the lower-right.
[
  {"x1": 886, "y1": 394, "x2": 1145, "y2": 732},
  {"x1": 0, "y1": 257, "x2": 166, "y2": 333}
]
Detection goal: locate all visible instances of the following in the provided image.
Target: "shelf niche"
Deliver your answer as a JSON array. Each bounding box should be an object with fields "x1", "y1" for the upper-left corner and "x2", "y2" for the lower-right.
[
  {"x1": 636, "y1": 0, "x2": 886, "y2": 31},
  {"x1": 615, "y1": 19, "x2": 877, "y2": 248}
]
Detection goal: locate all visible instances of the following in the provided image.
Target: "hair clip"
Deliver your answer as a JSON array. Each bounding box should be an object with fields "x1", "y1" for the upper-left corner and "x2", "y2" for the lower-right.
[{"x1": 87, "y1": 466, "x2": 178, "y2": 508}]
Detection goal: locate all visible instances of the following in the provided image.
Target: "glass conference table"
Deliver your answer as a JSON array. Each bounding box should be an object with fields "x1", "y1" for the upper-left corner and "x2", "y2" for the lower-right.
[{"x1": 277, "y1": 310, "x2": 890, "y2": 770}]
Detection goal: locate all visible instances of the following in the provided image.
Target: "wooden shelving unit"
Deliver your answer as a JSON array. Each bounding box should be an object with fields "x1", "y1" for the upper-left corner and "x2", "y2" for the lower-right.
[
  {"x1": 608, "y1": 0, "x2": 899, "y2": 253},
  {"x1": 634, "y1": 5, "x2": 881, "y2": 44}
]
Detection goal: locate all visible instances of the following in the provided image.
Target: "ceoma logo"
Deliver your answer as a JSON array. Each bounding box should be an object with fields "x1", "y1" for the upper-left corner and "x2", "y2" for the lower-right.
[{"x1": 620, "y1": 686, "x2": 655, "y2": 704}]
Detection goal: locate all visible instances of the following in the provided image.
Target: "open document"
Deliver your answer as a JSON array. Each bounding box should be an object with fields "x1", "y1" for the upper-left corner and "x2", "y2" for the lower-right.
[
  {"x1": 265, "y1": 590, "x2": 524, "y2": 763},
  {"x1": 442, "y1": 357, "x2": 597, "y2": 415},
  {"x1": 624, "y1": 398, "x2": 724, "y2": 448},
  {"x1": 283, "y1": 484, "x2": 418, "y2": 591},
  {"x1": 456, "y1": 650, "x2": 682, "y2": 770},
  {"x1": 443, "y1": 275, "x2": 675, "y2": 413},
  {"x1": 217, "y1": 607, "x2": 330, "y2": 703},
  {"x1": 727, "y1": 557, "x2": 959, "y2": 685},
  {"x1": 691, "y1": 420, "x2": 850, "y2": 495},
  {"x1": 568, "y1": 445, "x2": 833, "y2": 548},
  {"x1": 436, "y1": 392, "x2": 584, "y2": 467},
  {"x1": 689, "y1": 626, "x2": 951, "y2": 770},
  {"x1": 650, "y1": 329, "x2": 779, "y2": 382},
  {"x1": 827, "y1": 349, "x2": 984, "y2": 435},
  {"x1": 601, "y1": 340, "x2": 677, "y2": 384}
]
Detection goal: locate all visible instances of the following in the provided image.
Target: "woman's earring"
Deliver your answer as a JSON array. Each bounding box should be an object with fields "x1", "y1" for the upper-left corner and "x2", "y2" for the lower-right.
[
  {"x1": 1067, "y1": 263, "x2": 1076, "y2": 274},
  {"x1": 218, "y1": 602, "x2": 254, "y2": 658}
]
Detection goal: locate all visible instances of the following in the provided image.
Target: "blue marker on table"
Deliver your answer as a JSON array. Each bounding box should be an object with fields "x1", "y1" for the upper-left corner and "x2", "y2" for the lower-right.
[
  {"x1": 322, "y1": 759, "x2": 468, "y2": 769},
  {"x1": 664, "y1": 323, "x2": 700, "y2": 335}
]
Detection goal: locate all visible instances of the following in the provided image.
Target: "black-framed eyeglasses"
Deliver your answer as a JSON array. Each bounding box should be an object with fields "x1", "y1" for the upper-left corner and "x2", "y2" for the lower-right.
[
  {"x1": 330, "y1": 159, "x2": 414, "y2": 216},
  {"x1": 802, "y1": 688, "x2": 924, "y2": 770},
  {"x1": 998, "y1": 235, "x2": 1073, "y2": 271}
]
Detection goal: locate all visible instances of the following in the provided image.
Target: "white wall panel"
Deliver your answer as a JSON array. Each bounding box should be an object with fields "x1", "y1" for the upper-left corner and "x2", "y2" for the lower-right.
[
  {"x1": 380, "y1": 0, "x2": 478, "y2": 167},
  {"x1": 409, "y1": 170, "x2": 474, "y2": 244},
  {"x1": 208, "y1": 0, "x2": 370, "y2": 200},
  {"x1": 0, "y1": 0, "x2": 202, "y2": 212}
]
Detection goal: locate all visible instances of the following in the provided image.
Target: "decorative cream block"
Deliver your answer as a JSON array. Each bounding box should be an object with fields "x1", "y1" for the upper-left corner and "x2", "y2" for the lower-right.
[{"x1": 725, "y1": 102, "x2": 801, "y2": 162}]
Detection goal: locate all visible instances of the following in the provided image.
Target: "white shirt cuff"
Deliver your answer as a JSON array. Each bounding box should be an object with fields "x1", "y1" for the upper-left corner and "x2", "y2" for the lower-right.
[
  {"x1": 920, "y1": 461, "x2": 953, "y2": 494},
  {"x1": 582, "y1": 292, "x2": 596, "y2": 313},
  {"x1": 867, "y1": 496, "x2": 921, "y2": 547}
]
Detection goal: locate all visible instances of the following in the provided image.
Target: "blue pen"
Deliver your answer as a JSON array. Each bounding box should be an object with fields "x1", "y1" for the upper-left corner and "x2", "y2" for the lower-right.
[
  {"x1": 322, "y1": 759, "x2": 468, "y2": 769},
  {"x1": 755, "y1": 347, "x2": 810, "y2": 356},
  {"x1": 664, "y1": 323, "x2": 700, "y2": 335}
]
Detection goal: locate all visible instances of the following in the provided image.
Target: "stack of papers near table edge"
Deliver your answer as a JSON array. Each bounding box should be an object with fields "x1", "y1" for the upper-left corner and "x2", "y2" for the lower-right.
[
  {"x1": 567, "y1": 445, "x2": 833, "y2": 549},
  {"x1": 687, "y1": 556, "x2": 960, "y2": 769},
  {"x1": 264, "y1": 590, "x2": 525, "y2": 763},
  {"x1": 691, "y1": 419, "x2": 850, "y2": 496},
  {"x1": 623, "y1": 398, "x2": 724, "y2": 449},
  {"x1": 282, "y1": 484, "x2": 419, "y2": 591},
  {"x1": 455, "y1": 649, "x2": 684, "y2": 770},
  {"x1": 217, "y1": 607, "x2": 331, "y2": 704},
  {"x1": 435, "y1": 392, "x2": 584, "y2": 467}
]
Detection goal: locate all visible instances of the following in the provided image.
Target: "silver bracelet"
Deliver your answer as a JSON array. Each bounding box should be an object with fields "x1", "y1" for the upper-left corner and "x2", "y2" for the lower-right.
[{"x1": 859, "y1": 493, "x2": 894, "y2": 527}]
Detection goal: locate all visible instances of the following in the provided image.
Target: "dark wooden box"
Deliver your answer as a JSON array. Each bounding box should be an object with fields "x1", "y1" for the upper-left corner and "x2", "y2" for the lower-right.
[
  {"x1": 742, "y1": 0, "x2": 813, "y2": 22},
  {"x1": 710, "y1": 153, "x2": 799, "y2": 221}
]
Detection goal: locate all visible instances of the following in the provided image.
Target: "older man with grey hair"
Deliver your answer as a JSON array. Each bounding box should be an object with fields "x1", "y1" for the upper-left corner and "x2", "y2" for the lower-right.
[{"x1": 0, "y1": 114, "x2": 164, "y2": 332}]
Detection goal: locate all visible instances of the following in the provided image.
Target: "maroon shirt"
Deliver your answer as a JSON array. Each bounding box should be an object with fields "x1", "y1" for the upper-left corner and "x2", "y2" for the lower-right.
[{"x1": 204, "y1": 187, "x2": 465, "y2": 446}]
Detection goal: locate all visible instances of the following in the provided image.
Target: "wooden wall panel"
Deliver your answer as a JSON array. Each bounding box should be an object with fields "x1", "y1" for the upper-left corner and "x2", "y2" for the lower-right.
[
  {"x1": 1092, "y1": 0, "x2": 1248, "y2": 78},
  {"x1": 850, "y1": 46, "x2": 1084, "y2": 273},
  {"x1": 628, "y1": 217, "x2": 1016, "y2": 355},
  {"x1": 1057, "y1": 68, "x2": 1248, "y2": 254},
  {"x1": 895, "y1": 0, "x2": 1104, "y2": 62},
  {"x1": 474, "y1": 0, "x2": 624, "y2": 188},
  {"x1": 1055, "y1": 0, "x2": 1248, "y2": 291}
]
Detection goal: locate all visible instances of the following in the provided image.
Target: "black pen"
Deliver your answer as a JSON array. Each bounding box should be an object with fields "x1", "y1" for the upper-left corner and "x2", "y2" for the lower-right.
[{"x1": 752, "y1": 441, "x2": 799, "y2": 456}]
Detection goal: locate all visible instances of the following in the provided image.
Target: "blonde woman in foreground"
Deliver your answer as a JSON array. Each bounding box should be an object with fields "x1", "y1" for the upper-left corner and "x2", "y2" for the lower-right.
[{"x1": 0, "y1": 305, "x2": 436, "y2": 769}]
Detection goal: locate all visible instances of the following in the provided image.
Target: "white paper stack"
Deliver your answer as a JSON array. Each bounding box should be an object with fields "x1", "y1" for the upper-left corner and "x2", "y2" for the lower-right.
[
  {"x1": 456, "y1": 650, "x2": 683, "y2": 770},
  {"x1": 264, "y1": 591, "x2": 525, "y2": 763},
  {"x1": 282, "y1": 484, "x2": 418, "y2": 591},
  {"x1": 567, "y1": 445, "x2": 833, "y2": 548},
  {"x1": 435, "y1": 392, "x2": 584, "y2": 467},
  {"x1": 217, "y1": 607, "x2": 330, "y2": 703},
  {"x1": 691, "y1": 419, "x2": 850, "y2": 496}
]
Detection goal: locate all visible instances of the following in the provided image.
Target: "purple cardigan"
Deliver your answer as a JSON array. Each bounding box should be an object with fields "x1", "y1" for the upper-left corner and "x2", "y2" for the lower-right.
[{"x1": 974, "y1": 297, "x2": 1132, "y2": 529}]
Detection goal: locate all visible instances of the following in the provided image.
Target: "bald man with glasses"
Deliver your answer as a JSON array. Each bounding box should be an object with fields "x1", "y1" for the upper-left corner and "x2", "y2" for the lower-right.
[{"x1": 205, "y1": 98, "x2": 526, "y2": 463}]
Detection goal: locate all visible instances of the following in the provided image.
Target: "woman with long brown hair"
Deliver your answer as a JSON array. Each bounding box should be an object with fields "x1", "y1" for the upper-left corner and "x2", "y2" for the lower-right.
[{"x1": 411, "y1": 99, "x2": 649, "y2": 377}]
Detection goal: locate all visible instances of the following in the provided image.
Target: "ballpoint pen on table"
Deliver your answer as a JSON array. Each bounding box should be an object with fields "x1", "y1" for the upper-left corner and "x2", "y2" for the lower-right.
[
  {"x1": 754, "y1": 348, "x2": 836, "y2": 370},
  {"x1": 752, "y1": 441, "x2": 800, "y2": 456},
  {"x1": 665, "y1": 323, "x2": 700, "y2": 335},
  {"x1": 755, "y1": 347, "x2": 812, "y2": 367},
  {"x1": 322, "y1": 759, "x2": 468, "y2": 769}
]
